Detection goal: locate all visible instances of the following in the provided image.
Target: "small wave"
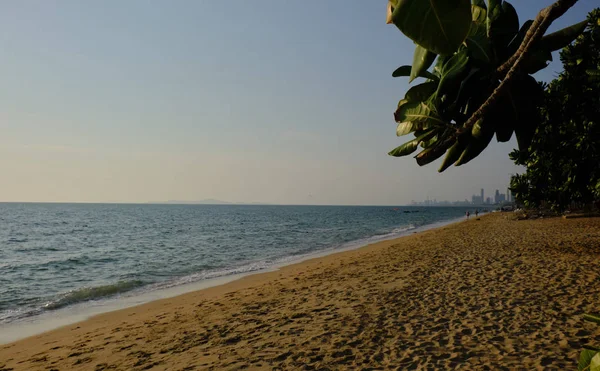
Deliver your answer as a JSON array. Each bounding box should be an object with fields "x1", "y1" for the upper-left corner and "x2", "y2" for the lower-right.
[
  {"x1": 153, "y1": 263, "x2": 271, "y2": 290},
  {"x1": 7, "y1": 238, "x2": 28, "y2": 243},
  {"x1": 367, "y1": 224, "x2": 417, "y2": 241},
  {"x1": 0, "y1": 307, "x2": 43, "y2": 324},
  {"x1": 44, "y1": 280, "x2": 145, "y2": 310},
  {"x1": 391, "y1": 224, "x2": 416, "y2": 234}
]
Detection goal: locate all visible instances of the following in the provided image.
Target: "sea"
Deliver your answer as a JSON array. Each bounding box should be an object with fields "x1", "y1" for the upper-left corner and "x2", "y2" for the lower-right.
[{"x1": 0, "y1": 203, "x2": 469, "y2": 342}]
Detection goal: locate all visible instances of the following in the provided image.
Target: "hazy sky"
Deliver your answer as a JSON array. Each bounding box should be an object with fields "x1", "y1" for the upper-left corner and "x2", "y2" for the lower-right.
[{"x1": 0, "y1": 1, "x2": 596, "y2": 204}]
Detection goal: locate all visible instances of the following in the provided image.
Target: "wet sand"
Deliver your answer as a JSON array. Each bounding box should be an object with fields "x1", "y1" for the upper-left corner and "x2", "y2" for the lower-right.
[{"x1": 1, "y1": 213, "x2": 600, "y2": 370}]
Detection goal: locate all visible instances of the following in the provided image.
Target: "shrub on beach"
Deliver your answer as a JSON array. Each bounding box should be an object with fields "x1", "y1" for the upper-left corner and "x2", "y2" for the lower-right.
[{"x1": 510, "y1": 9, "x2": 600, "y2": 212}]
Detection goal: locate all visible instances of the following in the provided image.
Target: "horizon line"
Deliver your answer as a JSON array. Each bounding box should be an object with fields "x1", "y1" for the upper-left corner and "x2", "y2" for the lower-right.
[{"x1": 0, "y1": 201, "x2": 498, "y2": 207}]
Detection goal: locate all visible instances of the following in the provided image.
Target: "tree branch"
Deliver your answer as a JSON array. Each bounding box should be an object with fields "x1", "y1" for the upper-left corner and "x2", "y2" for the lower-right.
[
  {"x1": 457, "y1": 0, "x2": 579, "y2": 137},
  {"x1": 497, "y1": 0, "x2": 580, "y2": 76}
]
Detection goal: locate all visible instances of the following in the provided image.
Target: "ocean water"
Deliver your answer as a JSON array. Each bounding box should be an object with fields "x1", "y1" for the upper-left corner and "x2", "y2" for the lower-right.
[{"x1": 0, "y1": 203, "x2": 467, "y2": 327}]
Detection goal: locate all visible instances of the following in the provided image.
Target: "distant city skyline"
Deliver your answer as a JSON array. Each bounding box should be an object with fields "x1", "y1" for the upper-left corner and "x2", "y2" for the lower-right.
[{"x1": 410, "y1": 186, "x2": 513, "y2": 207}]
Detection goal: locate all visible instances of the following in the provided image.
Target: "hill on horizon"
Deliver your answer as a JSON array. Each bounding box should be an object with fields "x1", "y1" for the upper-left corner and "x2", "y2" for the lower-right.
[{"x1": 152, "y1": 199, "x2": 271, "y2": 205}]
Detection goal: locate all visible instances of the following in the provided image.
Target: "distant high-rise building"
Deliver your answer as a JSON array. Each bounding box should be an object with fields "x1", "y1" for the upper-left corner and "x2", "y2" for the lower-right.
[
  {"x1": 486, "y1": 197, "x2": 492, "y2": 204},
  {"x1": 472, "y1": 195, "x2": 483, "y2": 204},
  {"x1": 481, "y1": 188, "x2": 484, "y2": 203},
  {"x1": 507, "y1": 188, "x2": 511, "y2": 202},
  {"x1": 495, "y1": 189, "x2": 500, "y2": 204}
]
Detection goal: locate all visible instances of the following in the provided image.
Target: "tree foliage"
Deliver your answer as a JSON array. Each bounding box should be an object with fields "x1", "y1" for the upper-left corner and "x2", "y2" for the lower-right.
[
  {"x1": 510, "y1": 9, "x2": 600, "y2": 211},
  {"x1": 578, "y1": 314, "x2": 600, "y2": 371},
  {"x1": 386, "y1": 0, "x2": 586, "y2": 171}
]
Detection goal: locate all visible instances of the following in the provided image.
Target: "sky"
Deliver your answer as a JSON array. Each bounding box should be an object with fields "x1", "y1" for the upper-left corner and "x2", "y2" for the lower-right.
[{"x1": 0, "y1": 0, "x2": 596, "y2": 205}]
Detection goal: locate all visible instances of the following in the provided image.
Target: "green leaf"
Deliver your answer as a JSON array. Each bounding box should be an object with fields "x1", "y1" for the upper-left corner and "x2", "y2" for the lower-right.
[
  {"x1": 466, "y1": 5, "x2": 492, "y2": 63},
  {"x1": 389, "y1": 129, "x2": 438, "y2": 157},
  {"x1": 397, "y1": 98, "x2": 409, "y2": 109},
  {"x1": 396, "y1": 122, "x2": 415, "y2": 137},
  {"x1": 491, "y1": 90, "x2": 518, "y2": 142},
  {"x1": 472, "y1": 4, "x2": 487, "y2": 23},
  {"x1": 512, "y1": 75, "x2": 543, "y2": 150},
  {"x1": 436, "y1": 49, "x2": 470, "y2": 101},
  {"x1": 438, "y1": 139, "x2": 467, "y2": 172},
  {"x1": 395, "y1": 101, "x2": 446, "y2": 136},
  {"x1": 471, "y1": 119, "x2": 487, "y2": 139},
  {"x1": 507, "y1": 19, "x2": 533, "y2": 56},
  {"x1": 486, "y1": 1, "x2": 501, "y2": 35},
  {"x1": 472, "y1": 0, "x2": 486, "y2": 10},
  {"x1": 587, "y1": 69, "x2": 600, "y2": 78},
  {"x1": 415, "y1": 128, "x2": 440, "y2": 148},
  {"x1": 487, "y1": 0, "x2": 501, "y2": 11},
  {"x1": 591, "y1": 353, "x2": 600, "y2": 371},
  {"x1": 580, "y1": 349, "x2": 597, "y2": 371},
  {"x1": 405, "y1": 81, "x2": 438, "y2": 103},
  {"x1": 448, "y1": 68, "x2": 487, "y2": 115},
  {"x1": 415, "y1": 143, "x2": 450, "y2": 166},
  {"x1": 410, "y1": 46, "x2": 437, "y2": 83},
  {"x1": 456, "y1": 120, "x2": 494, "y2": 165},
  {"x1": 455, "y1": 139, "x2": 492, "y2": 166},
  {"x1": 392, "y1": 65, "x2": 412, "y2": 78},
  {"x1": 465, "y1": 33, "x2": 492, "y2": 64},
  {"x1": 472, "y1": 115, "x2": 498, "y2": 140},
  {"x1": 420, "y1": 134, "x2": 439, "y2": 149},
  {"x1": 433, "y1": 55, "x2": 451, "y2": 77},
  {"x1": 416, "y1": 128, "x2": 439, "y2": 141},
  {"x1": 500, "y1": 2, "x2": 519, "y2": 32},
  {"x1": 495, "y1": 121, "x2": 513, "y2": 142},
  {"x1": 584, "y1": 314, "x2": 600, "y2": 324},
  {"x1": 389, "y1": 138, "x2": 420, "y2": 157},
  {"x1": 392, "y1": 65, "x2": 438, "y2": 80},
  {"x1": 386, "y1": 0, "x2": 398, "y2": 24},
  {"x1": 523, "y1": 48, "x2": 553, "y2": 74},
  {"x1": 538, "y1": 20, "x2": 588, "y2": 52},
  {"x1": 515, "y1": 120, "x2": 536, "y2": 152},
  {"x1": 488, "y1": 1, "x2": 519, "y2": 60},
  {"x1": 390, "y1": 0, "x2": 472, "y2": 55},
  {"x1": 586, "y1": 69, "x2": 600, "y2": 81}
]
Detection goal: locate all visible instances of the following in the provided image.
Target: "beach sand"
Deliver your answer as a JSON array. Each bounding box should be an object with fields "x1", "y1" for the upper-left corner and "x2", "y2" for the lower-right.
[{"x1": 1, "y1": 213, "x2": 600, "y2": 370}]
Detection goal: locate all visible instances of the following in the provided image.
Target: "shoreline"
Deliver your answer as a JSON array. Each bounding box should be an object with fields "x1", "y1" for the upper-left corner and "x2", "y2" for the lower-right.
[
  {"x1": 0, "y1": 214, "x2": 467, "y2": 345},
  {"x1": 4, "y1": 212, "x2": 593, "y2": 369}
]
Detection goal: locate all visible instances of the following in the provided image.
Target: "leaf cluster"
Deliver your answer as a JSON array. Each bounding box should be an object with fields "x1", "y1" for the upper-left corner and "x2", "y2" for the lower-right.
[
  {"x1": 578, "y1": 313, "x2": 600, "y2": 371},
  {"x1": 387, "y1": 0, "x2": 587, "y2": 171}
]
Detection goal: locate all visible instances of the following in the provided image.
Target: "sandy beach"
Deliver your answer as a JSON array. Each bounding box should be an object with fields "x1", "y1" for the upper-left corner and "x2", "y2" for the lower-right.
[{"x1": 1, "y1": 213, "x2": 600, "y2": 370}]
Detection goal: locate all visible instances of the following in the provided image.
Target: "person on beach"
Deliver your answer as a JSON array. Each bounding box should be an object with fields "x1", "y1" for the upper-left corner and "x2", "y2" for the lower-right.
[
  {"x1": 466, "y1": 211, "x2": 470, "y2": 220},
  {"x1": 475, "y1": 209, "x2": 479, "y2": 217}
]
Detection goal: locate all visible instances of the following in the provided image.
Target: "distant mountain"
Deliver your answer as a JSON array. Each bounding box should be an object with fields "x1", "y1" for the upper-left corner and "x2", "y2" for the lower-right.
[
  {"x1": 154, "y1": 199, "x2": 232, "y2": 205},
  {"x1": 150, "y1": 199, "x2": 272, "y2": 205}
]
